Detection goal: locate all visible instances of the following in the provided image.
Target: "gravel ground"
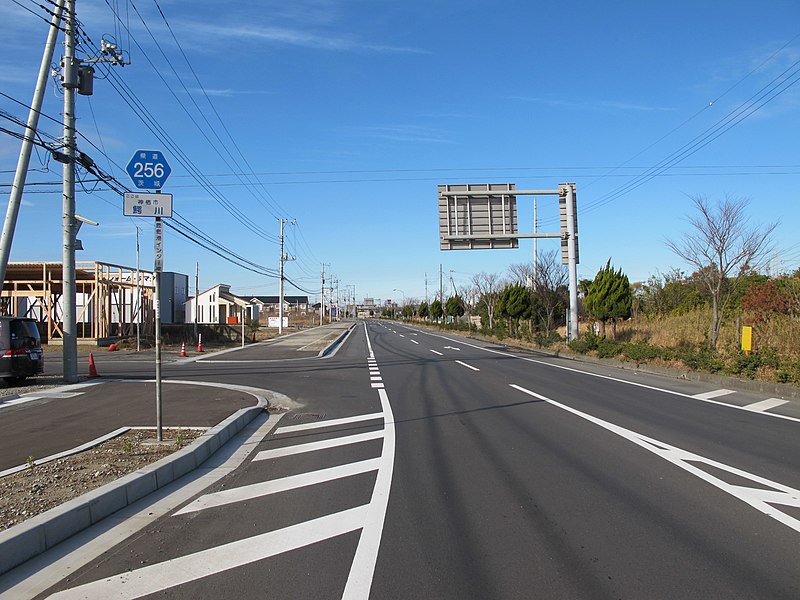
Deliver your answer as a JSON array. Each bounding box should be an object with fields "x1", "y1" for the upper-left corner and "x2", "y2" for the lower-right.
[{"x1": 0, "y1": 427, "x2": 203, "y2": 531}]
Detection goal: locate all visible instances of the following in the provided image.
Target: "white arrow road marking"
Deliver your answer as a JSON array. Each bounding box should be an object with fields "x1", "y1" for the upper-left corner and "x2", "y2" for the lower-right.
[
  {"x1": 455, "y1": 360, "x2": 480, "y2": 372},
  {"x1": 510, "y1": 384, "x2": 800, "y2": 533},
  {"x1": 175, "y1": 458, "x2": 381, "y2": 515},
  {"x1": 743, "y1": 398, "x2": 789, "y2": 412},
  {"x1": 48, "y1": 506, "x2": 371, "y2": 599},
  {"x1": 443, "y1": 346, "x2": 461, "y2": 351}
]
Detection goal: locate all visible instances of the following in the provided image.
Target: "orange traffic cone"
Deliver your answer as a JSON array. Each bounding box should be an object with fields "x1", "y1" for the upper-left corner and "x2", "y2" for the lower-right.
[
  {"x1": 108, "y1": 342, "x2": 117, "y2": 352},
  {"x1": 179, "y1": 341, "x2": 187, "y2": 357},
  {"x1": 88, "y1": 352, "x2": 99, "y2": 378},
  {"x1": 197, "y1": 333, "x2": 203, "y2": 353}
]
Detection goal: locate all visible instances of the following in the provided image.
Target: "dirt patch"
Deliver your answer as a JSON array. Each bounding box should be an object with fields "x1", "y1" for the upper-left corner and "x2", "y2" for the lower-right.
[{"x1": 0, "y1": 428, "x2": 203, "y2": 532}]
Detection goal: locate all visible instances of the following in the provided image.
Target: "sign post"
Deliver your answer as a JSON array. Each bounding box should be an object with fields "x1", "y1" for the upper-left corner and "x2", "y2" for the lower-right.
[{"x1": 126, "y1": 149, "x2": 172, "y2": 441}]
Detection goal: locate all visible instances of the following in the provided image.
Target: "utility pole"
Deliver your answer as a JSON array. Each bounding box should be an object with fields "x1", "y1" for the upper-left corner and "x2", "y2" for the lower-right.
[
  {"x1": 135, "y1": 226, "x2": 140, "y2": 352},
  {"x1": 425, "y1": 272, "x2": 428, "y2": 305},
  {"x1": 0, "y1": 0, "x2": 65, "y2": 290},
  {"x1": 449, "y1": 270, "x2": 456, "y2": 297},
  {"x1": 278, "y1": 219, "x2": 295, "y2": 334},
  {"x1": 439, "y1": 264, "x2": 443, "y2": 303},
  {"x1": 533, "y1": 198, "x2": 538, "y2": 287},
  {"x1": 61, "y1": 0, "x2": 79, "y2": 383},
  {"x1": 320, "y1": 264, "x2": 326, "y2": 326},
  {"x1": 194, "y1": 262, "x2": 199, "y2": 340}
]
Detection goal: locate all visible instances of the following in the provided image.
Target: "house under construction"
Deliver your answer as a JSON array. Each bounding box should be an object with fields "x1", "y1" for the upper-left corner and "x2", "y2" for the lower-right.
[{"x1": 0, "y1": 261, "x2": 186, "y2": 342}]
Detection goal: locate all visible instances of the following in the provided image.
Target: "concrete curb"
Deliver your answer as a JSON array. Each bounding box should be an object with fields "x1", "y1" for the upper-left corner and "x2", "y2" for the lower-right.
[
  {"x1": 0, "y1": 398, "x2": 267, "y2": 576},
  {"x1": 318, "y1": 322, "x2": 357, "y2": 358}
]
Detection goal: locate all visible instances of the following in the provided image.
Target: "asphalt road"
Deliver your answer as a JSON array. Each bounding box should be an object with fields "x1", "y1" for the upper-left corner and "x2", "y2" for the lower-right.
[{"x1": 7, "y1": 321, "x2": 800, "y2": 599}]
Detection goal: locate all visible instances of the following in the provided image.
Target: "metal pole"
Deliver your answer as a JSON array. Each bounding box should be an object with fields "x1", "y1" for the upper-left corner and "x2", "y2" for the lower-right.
[
  {"x1": 61, "y1": 0, "x2": 78, "y2": 383},
  {"x1": 194, "y1": 261, "x2": 198, "y2": 340},
  {"x1": 533, "y1": 198, "x2": 538, "y2": 284},
  {"x1": 279, "y1": 219, "x2": 285, "y2": 334},
  {"x1": 154, "y1": 216, "x2": 163, "y2": 441},
  {"x1": 136, "y1": 226, "x2": 140, "y2": 352},
  {"x1": 0, "y1": 0, "x2": 65, "y2": 289},
  {"x1": 564, "y1": 183, "x2": 579, "y2": 341}
]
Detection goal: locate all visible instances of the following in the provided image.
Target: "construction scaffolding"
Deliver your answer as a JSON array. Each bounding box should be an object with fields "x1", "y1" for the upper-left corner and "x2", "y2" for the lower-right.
[{"x1": 0, "y1": 261, "x2": 155, "y2": 342}]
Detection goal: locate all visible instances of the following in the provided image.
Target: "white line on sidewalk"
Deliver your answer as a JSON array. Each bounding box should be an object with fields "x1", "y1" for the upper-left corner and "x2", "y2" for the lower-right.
[
  {"x1": 275, "y1": 412, "x2": 384, "y2": 435},
  {"x1": 253, "y1": 429, "x2": 384, "y2": 461},
  {"x1": 175, "y1": 458, "x2": 381, "y2": 515},
  {"x1": 692, "y1": 389, "x2": 735, "y2": 400},
  {"x1": 455, "y1": 360, "x2": 480, "y2": 372},
  {"x1": 742, "y1": 398, "x2": 789, "y2": 412}
]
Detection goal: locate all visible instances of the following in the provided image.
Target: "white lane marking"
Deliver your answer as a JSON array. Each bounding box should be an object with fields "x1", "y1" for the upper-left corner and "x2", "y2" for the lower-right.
[
  {"x1": 49, "y1": 506, "x2": 370, "y2": 599},
  {"x1": 415, "y1": 329, "x2": 800, "y2": 424},
  {"x1": 743, "y1": 398, "x2": 789, "y2": 412},
  {"x1": 443, "y1": 346, "x2": 461, "y2": 351},
  {"x1": 429, "y1": 350, "x2": 443, "y2": 356},
  {"x1": 510, "y1": 384, "x2": 800, "y2": 534},
  {"x1": 399, "y1": 334, "x2": 405, "y2": 338},
  {"x1": 410, "y1": 340, "x2": 419, "y2": 345},
  {"x1": 455, "y1": 360, "x2": 480, "y2": 372},
  {"x1": 343, "y1": 325, "x2": 396, "y2": 598},
  {"x1": 253, "y1": 429, "x2": 384, "y2": 461},
  {"x1": 693, "y1": 389, "x2": 735, "y2": 400},
  {"x1": 276, "y1": 412, "x2": 384, "y2": 435},
  {"x1": 175, "y1": 458, "x2": 381, "y2": 515},
  {"x1": 370, "y1": 376, "x2": 383, "y2": 381},
  {"x1": 371, "y1": 383, "x2": 385, "y2": 389}
]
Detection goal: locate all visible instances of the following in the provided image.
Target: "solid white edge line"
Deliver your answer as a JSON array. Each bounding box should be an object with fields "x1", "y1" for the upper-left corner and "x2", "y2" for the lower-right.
[
  {"x1": 49, "y1": 506, "x2": 370, "y2": 599},
  {"x1": 275, "y1": 412, "x2": 384, "y2": 435},
  {"x1": 341, "y1": 324, "x2": 397, "y2": 599},
  {"x1": 455, "y1": 360, "x2": 480, "y2": 372}
]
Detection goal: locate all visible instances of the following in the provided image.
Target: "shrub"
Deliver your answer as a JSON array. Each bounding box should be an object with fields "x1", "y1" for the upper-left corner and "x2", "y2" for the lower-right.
[
  {"x1": 596, "y1": 338, "x2": 624, "y2": 358},
  {"x1": 621, "y1": 342, "x2": 663, "y2": 362}
]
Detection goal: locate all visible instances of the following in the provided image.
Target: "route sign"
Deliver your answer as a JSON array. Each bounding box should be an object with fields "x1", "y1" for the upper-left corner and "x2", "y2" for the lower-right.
[
  {"x1": 126, "y1": 150, "x2": 172, "y2": 189},
  {"x1": 123, "y1": 192, "x2": 173, "y2": 217}
]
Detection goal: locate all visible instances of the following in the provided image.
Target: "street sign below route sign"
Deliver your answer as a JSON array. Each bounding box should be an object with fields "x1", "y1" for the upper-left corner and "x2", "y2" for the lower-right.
[
  {"x1": 123, "y1": 192, "x2": 173, "y2": 217},
  {"x1": 126, "y1": 149, "x2": 172, "y2": 190}
]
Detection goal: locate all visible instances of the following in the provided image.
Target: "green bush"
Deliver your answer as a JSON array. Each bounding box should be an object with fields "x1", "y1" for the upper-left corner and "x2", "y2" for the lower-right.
[
  {"x1": 569, "y1": 329, "x2": 600, "y2": 354},
  {"x1": 535, "y1": 331, "x2": 563, "y2": 348},
  {"x1": 621, "y1": 342, "x2": 663, "y2": 361},
  {"x1": 677, "y1": 347, "x2": 725, "y2": 373},
  {"x1": 596, "y1": 338, "x2": 624, "y2": 358}
]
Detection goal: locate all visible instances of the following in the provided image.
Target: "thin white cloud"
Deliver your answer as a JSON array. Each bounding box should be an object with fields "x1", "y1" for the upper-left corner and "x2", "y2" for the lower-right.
[
  {"x1": 510, "y1": 96, "x2": 675, "y2": 112},
  {"x1": 343, "y1": 124, "x2": 453, "y2": 144},
  {"x1": 187, "y1": 88, "x2": 275, "y2": 98},
  {"x1": 180, "y1": 21, "x2": 427, "y2": 54}
]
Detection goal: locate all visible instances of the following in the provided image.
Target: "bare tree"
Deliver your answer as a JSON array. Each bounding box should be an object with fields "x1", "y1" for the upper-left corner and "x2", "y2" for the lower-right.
[
  {"x1": 666, "y1": 195, "x2": 778, "y2": 352},
  {"x1": 471, "y1": 271, "x2": 503, "y2": 329},
  {"x1": 532, "y1": 250, "x2": 569, "y2": 337}
]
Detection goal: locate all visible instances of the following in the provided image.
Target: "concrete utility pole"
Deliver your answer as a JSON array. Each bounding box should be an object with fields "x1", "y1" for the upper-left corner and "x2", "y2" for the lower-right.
[
  {"x1": 0, "y1": 0, "x2": 65, "y2": 290},
  {"x1": 194, "y1": 262, "x2": 199, "y2": 340},
  {"x1": 563, "y1": 183, "x2": 579, "y2": 342},
  {"x1": 277, "y1": 219, "x2": 295, "y2": 334},
  {"x1": 62, "y1": 0, "x2": 79, "y2": 383},
  {"x1": 533, "y1": 198, "x2": 538, "y2": 285}
]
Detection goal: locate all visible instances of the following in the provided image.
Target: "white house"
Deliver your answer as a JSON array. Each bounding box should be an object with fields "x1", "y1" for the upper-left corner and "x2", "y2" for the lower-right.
[{"x1": 184, "y1": 284, "x2": 255, "y2": 325}]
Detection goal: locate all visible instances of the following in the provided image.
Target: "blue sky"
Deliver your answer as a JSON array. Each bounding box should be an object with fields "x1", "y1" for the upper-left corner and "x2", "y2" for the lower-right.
[{"x1": 2, "y1": 0, "x2": 799, "y2": 306}]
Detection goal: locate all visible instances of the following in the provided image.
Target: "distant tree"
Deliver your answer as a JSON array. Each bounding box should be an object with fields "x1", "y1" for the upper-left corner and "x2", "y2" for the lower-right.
[
  {"x1": 445, "y1": 295, "x2": 466, "y2": 320},
  {"x1": 585, "y1": 259, "x2": 632, "y2": 339},
  {"x1": 498, "y1": 283, "x2": 532, "y2": 337},
  {"x1": 430, "y1": 298, "x2": 443, "y2": 322},
  {"x1": 532, "y1": 249, "x2": 569, "y2": 337},
  {"x1": 402, "y1": 304, "x2": 414, "y2": 319},
  {"x1": 666, "y1": 195, "x2": 778, "y2": 352},
  {"x1": 742, "y1": 279, "x2": 791, "y2": 324},
  {"x1": 418, "y1": 302, "x2": 430, "y2": 320},
  {"x1": 472, "y1": 271, "x2": 503, "y2": 330}
]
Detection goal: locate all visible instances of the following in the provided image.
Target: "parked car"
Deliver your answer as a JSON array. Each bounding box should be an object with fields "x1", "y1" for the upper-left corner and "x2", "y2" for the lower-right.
[{"x1": 0, "y1": 317, "x2": 44, "y2": 384}]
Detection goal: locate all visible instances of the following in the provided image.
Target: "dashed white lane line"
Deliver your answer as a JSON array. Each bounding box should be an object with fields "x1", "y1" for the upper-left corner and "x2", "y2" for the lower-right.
[
  {"x1": 275, "y1": 412, "x2": 384, "y2": 435},
  {"x1": 175, "y1": 458, "x2": 381, "y2": 515},
  {"x1": 411, "y1": 340, "x2": 419, "y2": 345},
  {"x1": 371, "y1": 383, "x2": 385, "y2": 389},
  {"x1": 253, "y1": 429, "x2": 384, "y2": 461},
  {"x1": 510, "y1": 384, "x2": 800, "y2": 534},
  {"x1": 48, "y1": 506, "x2": 371, "y2": 599},
  {"x1": 429, "y1": 350, "x2": 443, "y2": 356},
  {"x1": 693, "y1": 389, "x2": 735, "y2": 400},
  {"x1": 742, "y1": 398, "x2": 790, "y2": 412},
  {"x1": 399, "y1": 334, "x2": 405, "y2": 338},
  {"x1": 455, "y1": 360, "x2": 480, "y2": 372}
]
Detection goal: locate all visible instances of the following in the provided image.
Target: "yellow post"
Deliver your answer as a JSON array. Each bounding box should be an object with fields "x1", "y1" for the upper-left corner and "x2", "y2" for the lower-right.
[{"x1": 741, "y1": 325, "x2": 753, "y2": 355}]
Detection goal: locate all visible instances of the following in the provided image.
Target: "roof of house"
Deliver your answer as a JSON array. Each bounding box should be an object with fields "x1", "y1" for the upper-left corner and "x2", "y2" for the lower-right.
[{"x1": 251, "y1": 295, "x2": 309, "y2": 304}]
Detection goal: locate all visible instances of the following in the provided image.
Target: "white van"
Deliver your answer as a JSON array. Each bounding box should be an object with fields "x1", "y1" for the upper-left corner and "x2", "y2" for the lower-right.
[{"x1": 0, "y1": 317, "x2": 44, "y2": 384}]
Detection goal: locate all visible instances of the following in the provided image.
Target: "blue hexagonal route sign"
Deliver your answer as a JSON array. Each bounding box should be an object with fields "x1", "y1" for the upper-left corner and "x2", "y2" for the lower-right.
[{"x1": 126, "y1": 149, "x2": 172, "y2": 190}]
